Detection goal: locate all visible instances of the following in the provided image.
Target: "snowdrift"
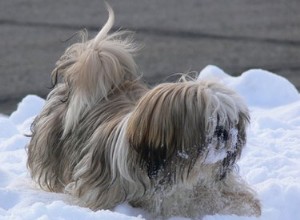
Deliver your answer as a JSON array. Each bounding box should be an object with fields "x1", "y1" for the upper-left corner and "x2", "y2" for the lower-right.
[{"x1": 1, "y1": 66, "x2": 300, "y2": 220}]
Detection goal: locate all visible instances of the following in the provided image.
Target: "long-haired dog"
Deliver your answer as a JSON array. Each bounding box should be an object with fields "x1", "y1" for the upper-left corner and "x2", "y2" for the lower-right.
[{"x1": 27, "y1": 5, "x2": 261, "y2": 219}]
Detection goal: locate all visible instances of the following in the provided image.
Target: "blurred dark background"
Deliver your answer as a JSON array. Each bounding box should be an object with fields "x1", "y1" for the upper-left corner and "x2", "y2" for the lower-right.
[{"x1": 1, "y1": 0, "x2": 300, "y2": 114}]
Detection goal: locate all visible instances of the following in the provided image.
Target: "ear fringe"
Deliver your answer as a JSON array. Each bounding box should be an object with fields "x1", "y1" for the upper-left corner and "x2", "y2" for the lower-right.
[{"x1": 50, "y1": 4, "x2": 139, "y2": 136}]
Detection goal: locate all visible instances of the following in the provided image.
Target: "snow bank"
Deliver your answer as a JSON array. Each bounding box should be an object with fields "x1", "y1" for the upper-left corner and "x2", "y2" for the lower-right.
[
  {"x1": 1, "y1": 67, "x2": 300, "y2": 220},
  {"x1": 199, "y1": 65, "x2": 300, "y2": 108}
]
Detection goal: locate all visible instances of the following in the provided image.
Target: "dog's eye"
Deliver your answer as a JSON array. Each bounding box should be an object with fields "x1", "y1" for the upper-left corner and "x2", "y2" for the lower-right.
[{"x1": 214, "y1": 126, "x2": 229, "y2": 141}]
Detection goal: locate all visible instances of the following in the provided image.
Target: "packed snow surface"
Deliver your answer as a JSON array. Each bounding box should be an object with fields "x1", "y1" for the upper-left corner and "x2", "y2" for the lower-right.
[{"x1": 1, "y1": 66, "x2": 300, "y2": 220}]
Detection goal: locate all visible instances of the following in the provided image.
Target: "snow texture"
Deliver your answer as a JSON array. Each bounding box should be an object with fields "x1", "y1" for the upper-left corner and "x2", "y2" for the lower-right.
[{"x1": 1, "y1": 66, "x2": 300, "y2": 220}]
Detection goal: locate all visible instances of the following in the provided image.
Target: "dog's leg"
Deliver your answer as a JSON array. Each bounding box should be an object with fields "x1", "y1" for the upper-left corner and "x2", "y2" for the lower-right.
[
  {"x1": 215, "y1": 172, "x2": 262, "y2": 217},
  {"x1": 133, "y1": 183, "x2": 225, "y2": 219},
  {"x1": 141, "y1": 174, "x2": 261, "y2": 219}
]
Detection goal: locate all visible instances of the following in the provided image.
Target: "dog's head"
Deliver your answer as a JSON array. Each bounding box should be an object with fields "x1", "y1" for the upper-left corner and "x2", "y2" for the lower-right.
[{"x1": 127, "y1": 80, "x2": 249, "y2": 186}]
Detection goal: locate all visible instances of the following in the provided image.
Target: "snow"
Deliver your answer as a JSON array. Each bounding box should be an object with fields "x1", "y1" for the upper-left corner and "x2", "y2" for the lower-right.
[
  {"x1": 199, "y1": 65, "x2": 300, "y2": 108},
  {"x1": 1, "y1": 66, "x2": 300, "y2": 220}
]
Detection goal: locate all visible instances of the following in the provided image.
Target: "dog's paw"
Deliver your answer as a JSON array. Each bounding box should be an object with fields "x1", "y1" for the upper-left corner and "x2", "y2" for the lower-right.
[
  {"x1": 246, "y1": 197, "x2": 261, "y2": 217},
  {"x1": 221, "y1": 191, "x2": 262, "y2": 217}
]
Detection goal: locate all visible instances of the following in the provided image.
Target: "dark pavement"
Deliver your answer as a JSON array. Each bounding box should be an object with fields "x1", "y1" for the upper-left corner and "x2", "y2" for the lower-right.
[{"x1": 1, "y1": 0, "x2": 299, "y2": 114}]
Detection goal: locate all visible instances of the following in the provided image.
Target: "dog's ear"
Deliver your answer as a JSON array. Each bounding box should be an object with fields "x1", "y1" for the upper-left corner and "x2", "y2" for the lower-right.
[{"x1": 126, "y1": 83, "x2": 207, "y2": 181}]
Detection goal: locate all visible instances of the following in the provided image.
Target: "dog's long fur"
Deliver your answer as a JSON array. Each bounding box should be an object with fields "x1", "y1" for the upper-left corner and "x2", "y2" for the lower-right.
[{"x1": 27, "y1": 5, "x2": 261, "y2": 219}]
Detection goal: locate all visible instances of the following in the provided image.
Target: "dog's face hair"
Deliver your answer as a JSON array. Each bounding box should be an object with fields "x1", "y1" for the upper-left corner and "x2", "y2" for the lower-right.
[
  {"x1": 27, "y1": 4, "x2": 261, "y2": 218},
  {"x1": 127, "y1": 81, "x2": 249, "y2": 186}
]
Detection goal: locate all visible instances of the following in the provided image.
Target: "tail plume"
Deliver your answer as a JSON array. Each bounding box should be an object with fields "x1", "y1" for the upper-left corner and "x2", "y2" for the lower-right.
[{"x1": 51, "y1": 4, "x2": 139, "y2": 136}]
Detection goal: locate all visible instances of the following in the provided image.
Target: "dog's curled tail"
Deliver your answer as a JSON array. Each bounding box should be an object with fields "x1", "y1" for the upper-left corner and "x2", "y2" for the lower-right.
[{"x1": 52, "y1": 3, "x2": 139, "y2": 136}]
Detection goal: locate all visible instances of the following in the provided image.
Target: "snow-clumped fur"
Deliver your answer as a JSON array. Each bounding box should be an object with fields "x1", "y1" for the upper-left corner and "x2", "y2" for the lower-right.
[{"x1": 26, "y1": 5, "x2": 261, "y2": 219}]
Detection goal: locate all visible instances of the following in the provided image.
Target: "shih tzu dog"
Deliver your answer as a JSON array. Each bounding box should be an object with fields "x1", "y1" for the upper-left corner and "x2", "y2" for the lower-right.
[{"x1": 27, "y1": 4, "x2": 261, "y2": 219}]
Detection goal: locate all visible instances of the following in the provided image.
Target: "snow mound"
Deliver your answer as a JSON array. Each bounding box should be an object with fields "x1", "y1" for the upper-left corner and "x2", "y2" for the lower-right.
[
  {"x1": 199, "y1": 65, "x2": 300, "y2": 108},
  {"x1": 9, "y1": 95, "x2": 45, "y2": 126},
  {"x1": 1, "y1": 67, "x2": 300, "y2": 220}
]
